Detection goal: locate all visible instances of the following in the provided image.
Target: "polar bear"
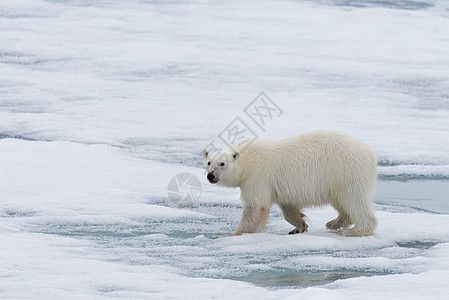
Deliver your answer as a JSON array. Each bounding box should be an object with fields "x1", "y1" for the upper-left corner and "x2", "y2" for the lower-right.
[{"x1": 203, "y1": 130, "x2": 377, "y2": 237}]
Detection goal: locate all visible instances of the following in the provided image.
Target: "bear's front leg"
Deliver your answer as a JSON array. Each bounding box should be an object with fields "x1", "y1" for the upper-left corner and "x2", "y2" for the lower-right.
[
  {"x1": 280, "y1": 204, "x2": 308, "y2": 235},
  {"x1": 222, "y1": 202, "x2": 270, "y2": 237}
]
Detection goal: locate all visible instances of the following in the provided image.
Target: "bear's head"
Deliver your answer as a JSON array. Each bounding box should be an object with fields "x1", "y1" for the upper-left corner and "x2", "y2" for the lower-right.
[{"x1": 202, "y1": 148, "x2": 240, "y2": 187}]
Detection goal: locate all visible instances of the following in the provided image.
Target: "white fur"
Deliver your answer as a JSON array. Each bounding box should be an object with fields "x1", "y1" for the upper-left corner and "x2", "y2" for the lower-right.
[{"x1": 203, "y1": 130, "x2": 378, "y2": 237}]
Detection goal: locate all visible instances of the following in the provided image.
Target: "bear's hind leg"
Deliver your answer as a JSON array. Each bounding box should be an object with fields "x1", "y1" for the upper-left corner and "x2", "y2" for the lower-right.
[
  {"x1": 339, "y1": 212, "x2": 377, "y2": 237},
  {"x1": 326, "y1": 210, "x2": 351, "y2": 231},
  {"x1": 280, "y1": 204, "x2": 308, "y2": 235},
  {"x1": 338, "y1": 191, "x2": 377, "y2": 237}
]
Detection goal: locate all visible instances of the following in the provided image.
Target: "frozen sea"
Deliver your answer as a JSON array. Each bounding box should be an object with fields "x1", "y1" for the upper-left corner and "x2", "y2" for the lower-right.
[{"x1": 1, "y1": 0, "x2": 449, "y2": 299}]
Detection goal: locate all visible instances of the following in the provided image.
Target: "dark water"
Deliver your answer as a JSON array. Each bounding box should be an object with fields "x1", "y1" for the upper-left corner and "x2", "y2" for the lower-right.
[{"x1": 233, "y1": 268, "x2": 390, "y2": 288}]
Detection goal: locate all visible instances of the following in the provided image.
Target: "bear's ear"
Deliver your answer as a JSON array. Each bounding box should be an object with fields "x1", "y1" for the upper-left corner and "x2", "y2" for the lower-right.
[
  {"x1": 202, "y1": 149, "x2": 209, "y2": 158},
  {"x1": 232, "y1": 150, "x2": 240, "y2": 160}
]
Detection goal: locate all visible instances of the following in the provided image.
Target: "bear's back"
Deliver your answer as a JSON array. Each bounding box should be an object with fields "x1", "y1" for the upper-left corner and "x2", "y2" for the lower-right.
[{"x1": 234, "y1": 130, "x2": 377, "y2": 206}]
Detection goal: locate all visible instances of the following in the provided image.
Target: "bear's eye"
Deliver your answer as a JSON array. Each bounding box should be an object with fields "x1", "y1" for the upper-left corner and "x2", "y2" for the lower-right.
[
  {"x1": 207, "y1": 162, "x2": 211, "y2": 165},
  {"x1": 219, "y1": 162, "x2": 225, "y2": 167}
]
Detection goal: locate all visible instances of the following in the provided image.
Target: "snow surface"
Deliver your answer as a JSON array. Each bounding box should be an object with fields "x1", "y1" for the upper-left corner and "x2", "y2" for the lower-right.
[{"x1": 1, "y1": 0, "x2": 449, "y2": 299}]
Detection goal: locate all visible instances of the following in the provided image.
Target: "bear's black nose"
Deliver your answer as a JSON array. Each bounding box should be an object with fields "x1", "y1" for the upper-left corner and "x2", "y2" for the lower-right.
[{"x1": 207, "y1": 173, "x2": 215, "y2": 181}]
